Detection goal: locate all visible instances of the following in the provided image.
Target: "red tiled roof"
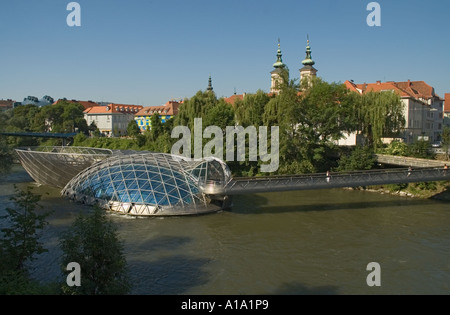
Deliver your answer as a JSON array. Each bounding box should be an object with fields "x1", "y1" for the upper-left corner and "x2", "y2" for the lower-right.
[
  {"x1": 344, "y1": 80, "x2": 441, "y2": 100},
  {"x1": 224, "y1": 94, "x2": 244, "y2": 106},
  {"x1": 135, "y1": 101, "x2": 181, "y2": 116},
  {"x1": 84, "y1": 104, "x2": 143, "y2": 115},
  {"x1": 0, "y1": 99, "x2": 14, "y2": 109},
  {"x1": 445, "y1": 93, "x2": 450, "y2": 112}
]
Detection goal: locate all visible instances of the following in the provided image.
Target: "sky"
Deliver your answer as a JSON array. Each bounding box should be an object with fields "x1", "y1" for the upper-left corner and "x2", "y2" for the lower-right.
[{"x1": 1, "y1": 0, "x2": 449, "y2": 106}]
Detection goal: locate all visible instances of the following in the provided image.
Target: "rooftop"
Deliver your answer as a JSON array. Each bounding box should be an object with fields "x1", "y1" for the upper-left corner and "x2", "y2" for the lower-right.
[{"x1": 136, "y1": 100, "x2": 181, "y2": 116}]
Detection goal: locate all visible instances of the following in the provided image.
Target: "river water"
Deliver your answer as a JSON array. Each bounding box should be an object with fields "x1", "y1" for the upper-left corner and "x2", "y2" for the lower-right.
[{"x1": 0, "y1": 165, "x2": 449, "y2": 295}]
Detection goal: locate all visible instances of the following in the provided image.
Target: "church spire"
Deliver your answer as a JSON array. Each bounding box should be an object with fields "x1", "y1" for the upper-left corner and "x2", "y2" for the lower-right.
[
  {"x1": 270, "y1": 39, "x2": 287, "y2": 94},
  {"x1": 207, "y1": 75, "x2": 213, "y2": 91},
  {"x1": 299, "y1": 35, "x2": 318, "y2": 88},
  {"x1": 302, "y1": 35, "x2": 315, "y2": 66},
  {"x1": 273, "y1": 38, "x2": 285, "y2": 69}
]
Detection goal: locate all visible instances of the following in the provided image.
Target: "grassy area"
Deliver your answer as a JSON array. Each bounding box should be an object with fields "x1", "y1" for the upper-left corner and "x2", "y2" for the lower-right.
[{"x1": 362, "y1": 181, "x2": 450, "y2": 200}]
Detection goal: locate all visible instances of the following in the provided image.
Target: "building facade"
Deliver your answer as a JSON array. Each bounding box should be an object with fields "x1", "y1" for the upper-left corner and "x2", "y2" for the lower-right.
[
  {"x1": 134, "y1": 100, "x2": 181, "y2": 132},
  {"x1": 345, "y1": 80, "x2": 444, "y2": 144},
  {"x1": 84, "y1": 104, "x2": 143, "y2": 136}
]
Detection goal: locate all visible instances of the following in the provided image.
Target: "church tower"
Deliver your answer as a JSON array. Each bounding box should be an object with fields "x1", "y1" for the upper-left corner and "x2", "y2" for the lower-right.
[
  {"x1": 270, "y1": 39, "x2": 287, "y2": 94},
  {"x1": 299, "y1": 37, "x2": 317, "y2": 88},
  {"x1": 207, "y1": 75, "x2": 213, "y2": 92}
]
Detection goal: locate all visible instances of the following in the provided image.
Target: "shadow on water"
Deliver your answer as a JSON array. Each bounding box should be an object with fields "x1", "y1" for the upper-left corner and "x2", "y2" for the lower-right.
[
  {"x1": 231, "y1": 194, "x2": 436, "y2": 215},
  {"x1": 272, "y1": 282, "x2": 339, "y2": 295},
  {"x1": 128, "y1": 254, "x2": 211, "y2": 295}
]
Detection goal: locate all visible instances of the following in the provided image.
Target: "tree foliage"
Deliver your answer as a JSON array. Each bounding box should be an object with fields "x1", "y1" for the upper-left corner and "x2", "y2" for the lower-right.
[
  {"x1": 355, "y1": 91, "x2": 404, "y2": 148},
  {"x1": 336, "y1": 145, "x2": 376, "y2": 172},
  {"x1": 442, "y1": 126, "x2": 450, "y2": 161},
  {"x1": 0, "y1": 186, "x2": 51, "y2": 272},
  {"x1": 59, "y1": 206, "x2": 130, "y2": 295},
  {"x1": 0, "y1": 137, "x2": 13, "y2": 174},
  {"x1": 127, "y1": 119, "x2": 141, "y2": 137}
]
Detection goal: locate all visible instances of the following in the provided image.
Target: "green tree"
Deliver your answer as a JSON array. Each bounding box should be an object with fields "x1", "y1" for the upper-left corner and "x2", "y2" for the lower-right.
[
  {"x1": 264, "y1": 77, "x2": 357, "y2": 174},
  {"x1": 127, "y1": 119, "x2": 141, "y2": 137},
  {"x1": 234, "y1": 90, "x2": 270, "y2": 127},
  {"x1": 336, "y1": 145, "x2": 376, "y2": 172},
  {"x1": 356, "y1": 91, "x2": 404, "y2": 149},
  {"x1": 148, "y1": 113, "x2": 164, "y2": 142},
  {"x1": 442, "y1": 126, "x2": 450, "y2": 161},
  {"x1": 382, "y1": 140, "x2": 409, "y2": 156},
  {"x1": 0, "y1": 186, "x2": 51, "y2": 271},
  {"x1": 59, "y1": 206, "x2": 130, "y2": 295},
  {"x1": 203, "y1": 99, "x2": 235, "y2": 130},
  {"x1": 174, "y1": 90, "x2": 218, "y2": 129},
  {"x1": 0, "y1": 137, "x2": 13, "y2": 174},
  {"x1": 407, "y1": 140, "x2": 434, "y2": 159}
]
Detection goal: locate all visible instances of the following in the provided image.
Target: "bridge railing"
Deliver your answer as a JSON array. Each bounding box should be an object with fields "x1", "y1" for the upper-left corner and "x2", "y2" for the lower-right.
[{"x1": 224, "y1": 167, "x2": 449, "y2": 195}]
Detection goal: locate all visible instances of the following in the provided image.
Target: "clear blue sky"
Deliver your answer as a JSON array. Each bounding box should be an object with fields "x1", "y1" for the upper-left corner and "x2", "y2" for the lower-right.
[{"x1": 1, "y1": 0, "x2": 449, "y2": 106}]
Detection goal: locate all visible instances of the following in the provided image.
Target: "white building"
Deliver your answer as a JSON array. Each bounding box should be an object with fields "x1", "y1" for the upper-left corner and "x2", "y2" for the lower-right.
[
  {"x1": 84, "y1": 104, "x2": 143, "y2": 137},
  {"x1": 345, "y1": 80, "x2": 444, "y2": 144}
]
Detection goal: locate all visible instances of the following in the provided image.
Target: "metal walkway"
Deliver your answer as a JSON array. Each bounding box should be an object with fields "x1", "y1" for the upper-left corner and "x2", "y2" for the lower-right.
[{"x1": 223, "y1": 167, "x2": 450, "y2": 195}]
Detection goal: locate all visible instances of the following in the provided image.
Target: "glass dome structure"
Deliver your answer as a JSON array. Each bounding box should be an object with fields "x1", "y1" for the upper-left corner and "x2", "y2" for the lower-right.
[{"x1": 61, "y1": 152, "x2": 232, "y2": 216}]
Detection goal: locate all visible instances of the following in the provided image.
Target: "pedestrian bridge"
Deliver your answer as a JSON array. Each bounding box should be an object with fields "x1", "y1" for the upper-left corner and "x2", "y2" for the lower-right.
[{"x1": 220, "y1": 167, "x2": 449, "y2": 195}]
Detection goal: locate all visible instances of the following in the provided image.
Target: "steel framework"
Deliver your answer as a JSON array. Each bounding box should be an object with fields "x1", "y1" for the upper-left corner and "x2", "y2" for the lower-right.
[{"x1": 15, "y1": 146, "x2": 113, "y2": 188}]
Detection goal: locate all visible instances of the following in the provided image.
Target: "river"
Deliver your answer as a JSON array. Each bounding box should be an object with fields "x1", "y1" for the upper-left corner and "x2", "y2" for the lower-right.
[{"x1": 0, "y1": 165, "x2": 449, "y2": 295}]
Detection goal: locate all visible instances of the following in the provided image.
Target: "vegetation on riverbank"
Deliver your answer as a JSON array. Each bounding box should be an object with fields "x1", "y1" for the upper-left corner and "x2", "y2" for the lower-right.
[{"x1": 0, "y1": 185, "x2": 130, "y2": 295}]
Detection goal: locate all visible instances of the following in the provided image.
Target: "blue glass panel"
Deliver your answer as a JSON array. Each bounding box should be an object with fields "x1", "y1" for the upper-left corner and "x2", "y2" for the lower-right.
[
  {"x1": 148, "y1": 173, "x2": 161, "y2": 181},
  {"x1": 122, "y1": 171, "x2": 133, "y2": 179},
  {"x1": 168, "y1": 195, "x2": 179, "y2": 205},
  {"x1": 117, "y1": 191, "x2": 130, "y2": 202},
  {"x1": 152, "y1": 183, "x2": 164, "y2": 194},
  {"x1": 122, "y1": 165, "x2": 133, "y2": 171},
  {"x1": 114, "y1": 181, "x2": 126, "y2": 191},
  {"x1": 111, "y1": 173, "x2": 123, "y2": 181},
  {"x1": 97, "y1": 169, "x2": 108, "y2": 177},
  {"x1": 134, "y1": 165, "x2": 146, "y2": 171},
  {"x1": 175, "y1": 178, "x2": 188, "y2": 186},
  {"x1": 146, "y1": 165, "x2": 159, "y2": 173},
  {"x1": 142, "y1": 193, "x2": 156, "y2": 204},
  {"x1": 158, "y1": 196, "x2": 169, "y2": 206},
  {"x1": 128, "y1": 190, "x2": 143, "y2": 203},
  {"x1": 159, "y1": 168, "x2": 172, "y2": 176},
  {"x1": 108, "y1": 166, "x2": 119, "y2": 173},
  {"x1": 137, "y1": 180, "x2": 150, "y2": 190},
  {"x1": 153, "y1": 192, "x2": 166, "y2": 204},
  {"x1": 136, "y1": 171, "x2": 148, "y2": 179},
  {"x1": 125, "y1": 180, "x2": 138, "y2": 190},
  {"x1": 164, "y1": 177, "x2": 176, "y2": 186}
]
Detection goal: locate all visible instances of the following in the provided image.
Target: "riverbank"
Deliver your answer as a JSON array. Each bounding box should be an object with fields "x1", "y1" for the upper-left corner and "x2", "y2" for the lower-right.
[{"x1": 345, "y1": 181, "x2": 450, "y2": 201}]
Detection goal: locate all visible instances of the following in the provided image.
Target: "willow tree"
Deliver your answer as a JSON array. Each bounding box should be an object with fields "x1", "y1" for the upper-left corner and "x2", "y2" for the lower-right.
[
  {"x1": 174, "y1": 90, "x2": 218, "y2": 130},
  {"x1": 356, "y1": 91, "x2": 404, "y2": 149},
  {"x1": 234, "y1": 90, "x2": 271, "y2": 127}
]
